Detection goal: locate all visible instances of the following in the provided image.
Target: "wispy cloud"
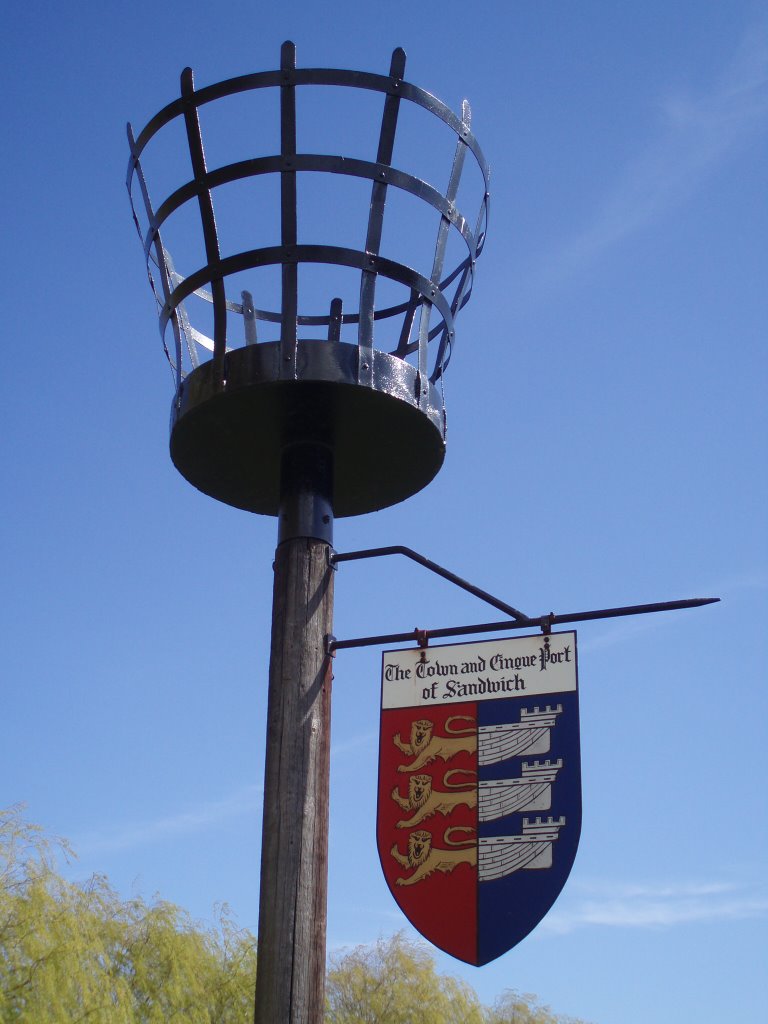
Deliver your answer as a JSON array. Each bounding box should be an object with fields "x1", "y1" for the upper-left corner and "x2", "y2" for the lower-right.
[
  {"x1": 695, "y1": 569, "x2": 768, "y2": 599},
  {"x1": 71, "y1": 730, "x2": 379, "y2": 859},
  {"x1": 525, "y1": 20, "x2": 768, "y2": 292},
  {"x1": 578, "y1": 613, "x2": 676, "y2": 654},
  {"x1": 329, "y1": 881, "x2": 768, "y2": 950},
  {"x1": 73, "y1": 784, "x2": 263, "y2": 857},
  {"x1": 579, "y1": 567, "x2": 767, "y2": 653},
  {"x1": 541, "y1": 878, "x2": 768, "y2": 934}
]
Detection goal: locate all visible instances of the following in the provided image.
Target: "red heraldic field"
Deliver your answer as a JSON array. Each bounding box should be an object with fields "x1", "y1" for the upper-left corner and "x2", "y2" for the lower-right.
[
  {"x1": 379, "y1": 702, "x2": 479, "y2": 963},
  {"x1": 377, "y1": 632, "x2": 581, "y2": 966}
]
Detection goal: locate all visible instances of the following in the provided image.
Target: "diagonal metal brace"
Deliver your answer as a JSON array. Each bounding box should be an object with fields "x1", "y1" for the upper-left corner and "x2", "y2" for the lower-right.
[
  {"x1": 329, "y1": 546, "x2": 719, "y2": 654},
  {"x1": 330, "y1": 545, "x2": 529, "y2": 621}
]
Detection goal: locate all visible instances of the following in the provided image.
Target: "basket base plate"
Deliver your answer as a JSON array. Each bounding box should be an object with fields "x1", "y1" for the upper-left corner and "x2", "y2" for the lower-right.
[{"x1": 169, "y1": 341, "x2": 446, "y2": 517}]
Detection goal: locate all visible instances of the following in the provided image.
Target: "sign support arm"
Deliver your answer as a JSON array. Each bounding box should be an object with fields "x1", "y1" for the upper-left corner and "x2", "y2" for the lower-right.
[{"x1": 328, "y1": 596, "x2": 719, "y2": 654}]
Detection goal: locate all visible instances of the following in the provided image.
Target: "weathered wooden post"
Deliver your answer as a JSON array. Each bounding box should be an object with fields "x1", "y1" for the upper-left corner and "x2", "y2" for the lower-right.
[
  {"x1": 126, "y1": 42, "x2": 489, "y2": 1022},
  {"x1": 255, "y1": 443, "x2": 335, "y2": 1021}
]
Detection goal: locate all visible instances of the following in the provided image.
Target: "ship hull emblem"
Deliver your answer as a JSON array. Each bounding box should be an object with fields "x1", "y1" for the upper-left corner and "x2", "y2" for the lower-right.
[{"x1": 378, "y1": 631, "x2": 581, "y2": 965}]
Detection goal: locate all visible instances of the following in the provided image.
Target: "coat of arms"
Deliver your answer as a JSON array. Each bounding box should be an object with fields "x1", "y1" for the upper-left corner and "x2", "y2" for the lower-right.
[{"x1": 378, "y1": 631, "x2": 581, "y2": 965}]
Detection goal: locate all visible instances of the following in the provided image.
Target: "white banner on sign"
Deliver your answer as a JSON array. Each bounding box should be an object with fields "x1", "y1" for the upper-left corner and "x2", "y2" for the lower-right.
[{"x1": 381, "y1": 631, "x2": 577, "y2": 709}]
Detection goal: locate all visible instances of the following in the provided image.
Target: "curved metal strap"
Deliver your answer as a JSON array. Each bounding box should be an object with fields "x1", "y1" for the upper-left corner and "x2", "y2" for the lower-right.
[
  {"x1": 159, "y1": 244, "x2": 455, "y2": 345},
  {"x1": 130, "y1": 65, "x2": 489, "y2": 191}
]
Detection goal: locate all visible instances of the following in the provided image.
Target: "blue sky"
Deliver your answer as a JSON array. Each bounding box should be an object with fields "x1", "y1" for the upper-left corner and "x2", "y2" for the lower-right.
[{"x1": 2, "y1": 2, "x2": 767, "y2": 1022}]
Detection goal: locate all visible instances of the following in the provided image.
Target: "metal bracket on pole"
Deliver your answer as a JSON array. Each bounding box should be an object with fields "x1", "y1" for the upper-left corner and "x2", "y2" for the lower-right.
[
  {"x1": 328, "y1": 545, "x2": 719, "y2": 653},
  {"x1": 414, "y1": 627, "x2": 430, "y2": 663}
]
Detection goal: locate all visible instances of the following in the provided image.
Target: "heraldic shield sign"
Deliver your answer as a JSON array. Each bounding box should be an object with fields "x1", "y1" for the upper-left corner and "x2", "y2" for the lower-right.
[{"x1": 378, "y1": 631, "x2": 581, "y2": 966}]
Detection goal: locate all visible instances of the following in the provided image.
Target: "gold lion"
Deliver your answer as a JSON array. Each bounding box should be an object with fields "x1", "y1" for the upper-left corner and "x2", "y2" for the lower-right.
[
  {"x1": 390, "y1": 826, "x2": 476, "y2": 886},
  {"x1": 393, "y1": 716, "x2": 476, "y2": 773},
  {"x1": 391, "y1": 769, "x2": 477, "y2": 828}
]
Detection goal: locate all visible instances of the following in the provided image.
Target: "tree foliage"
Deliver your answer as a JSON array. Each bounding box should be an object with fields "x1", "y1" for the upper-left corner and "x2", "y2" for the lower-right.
[
  {"x1": 326, "y1": 932, "x2": 485, "y2": 1024},
  {"x1": 0, "y1": 807, "x2": 589, "y2": 1023},
  {"x1": 485, "y1": 989, "x2": 589, "y2": 1024},
  {"x1": 0, "y1": 806, "x2": 256, "y2": 1023},
  {"x1": 324, "y1": 935, "x2": 590, "y2": 1024}
]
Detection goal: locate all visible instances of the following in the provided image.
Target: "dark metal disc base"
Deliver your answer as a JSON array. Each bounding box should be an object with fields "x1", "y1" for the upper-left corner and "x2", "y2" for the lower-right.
[{"x1": 169, "y1": 341, "x2": 446, "y2": 517}]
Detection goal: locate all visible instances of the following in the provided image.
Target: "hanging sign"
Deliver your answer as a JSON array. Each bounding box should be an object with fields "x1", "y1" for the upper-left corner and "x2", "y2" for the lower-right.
[{"x1": 377, "y1": 631, "x2": 581, "y2": 965}]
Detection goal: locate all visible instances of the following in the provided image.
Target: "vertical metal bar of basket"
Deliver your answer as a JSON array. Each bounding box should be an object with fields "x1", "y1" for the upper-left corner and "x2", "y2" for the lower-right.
[
  {"x1": 437, "y1": 161, "x2": 490, "y2": 378},
  {"x1": 357, "y1": 47, "x2": 406, "y2": 387},
  {"x1": 127, "y1": 125, "x2": 185, "y2": 391},
  {"x1": 394, "y1": 288, "x2": 419, "y2": 356},
  {"x1": 242, "y1": 290, "x2": 258, "y2": 345},
  {"x1": 180, "y1": 68, "x2": 227, "y2": 388},
  {"x1": 279, "y1": 41, "x2": 299, "y2": 380},
  {"x1": 328, "y1": 297, "x2": 343, "y2": 342},
  {"x1": 429, "y1": 100, "x2": 471, "y2": 382},
  {"x1": 163, "y1": 249, "x2": 199, "y2": 371}
]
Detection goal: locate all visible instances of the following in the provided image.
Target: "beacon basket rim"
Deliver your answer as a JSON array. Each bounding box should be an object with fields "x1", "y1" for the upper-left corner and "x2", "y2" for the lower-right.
[{"x1": 126, "y1": 41, "x2": 490, "y2": 397}]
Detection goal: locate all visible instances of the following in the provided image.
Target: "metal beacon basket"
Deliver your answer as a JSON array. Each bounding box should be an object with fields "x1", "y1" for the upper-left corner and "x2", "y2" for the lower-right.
[{"x1": 127, "y1": 42, "x2": 489, "y2": 523}]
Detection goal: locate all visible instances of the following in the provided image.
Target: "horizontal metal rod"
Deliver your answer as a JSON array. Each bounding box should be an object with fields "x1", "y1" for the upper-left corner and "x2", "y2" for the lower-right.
[
  {"x1": 328, "y1": 596, "x2": 719, "y2": 653},
  {"x1": 330, "y1": 546, "x2": 529, "y2": 621}
]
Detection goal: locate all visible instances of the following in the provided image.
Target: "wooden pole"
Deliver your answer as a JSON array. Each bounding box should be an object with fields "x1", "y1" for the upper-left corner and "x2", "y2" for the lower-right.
[{"x1": 254, "y1": 447, "x2": 334, "y2": 1024}]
